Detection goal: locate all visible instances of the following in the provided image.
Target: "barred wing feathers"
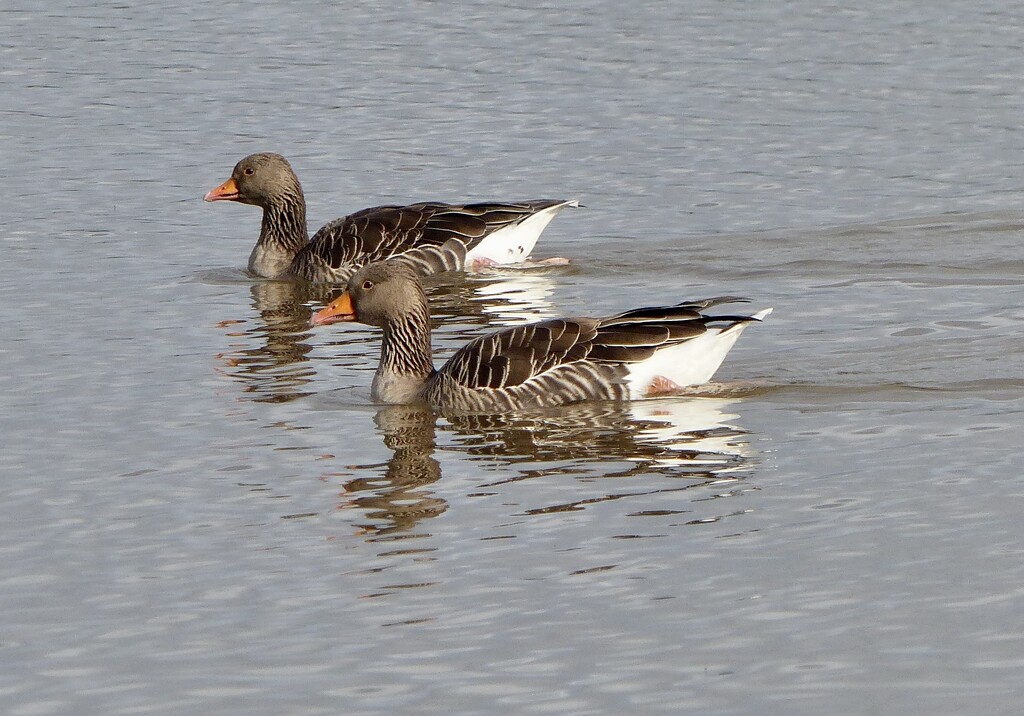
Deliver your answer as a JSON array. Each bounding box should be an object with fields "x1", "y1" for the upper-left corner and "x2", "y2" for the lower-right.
[
  {"x1": 293, "y1": 200, "x2": 570, "y2": 280},
  {"x1": 430, "y1": 297, "x2": 763, "y2": 408}
]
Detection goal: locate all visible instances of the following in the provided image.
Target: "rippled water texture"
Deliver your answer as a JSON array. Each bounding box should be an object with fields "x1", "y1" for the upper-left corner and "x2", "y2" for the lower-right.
[{"x1": 2, "y1": 1, "x2": 1023, "y2": 714}]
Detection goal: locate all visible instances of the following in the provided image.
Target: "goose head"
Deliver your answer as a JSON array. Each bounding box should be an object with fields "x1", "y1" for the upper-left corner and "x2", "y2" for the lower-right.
[
  {"x1": 310, "y1": 261, "x2": 427, "y2": 328},
  {"x1": 204, "y1": 152, "x2": 304, "y2": 208}
]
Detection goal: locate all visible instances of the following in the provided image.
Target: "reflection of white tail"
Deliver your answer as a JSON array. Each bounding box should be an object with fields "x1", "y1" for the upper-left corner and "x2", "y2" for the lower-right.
[
  {"x1": 629, "y1": 398, "x2": 751, "y2": 469},
  {"x1": 625, "y1": 308, "x2": 772, "y2": 399},
  {"x1": 471, "y1": 273, "x2": 559, "y2": 325},
  {"x1": 465, "y1": 199, "x2": 578, "y2": 266}
]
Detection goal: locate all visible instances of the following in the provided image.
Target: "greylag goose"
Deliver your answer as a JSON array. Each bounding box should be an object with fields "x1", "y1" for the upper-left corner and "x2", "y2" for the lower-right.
[
  {"x1": 205, "y1": 152, "x2": 576, "y2": 283},
  {"x1": 310, "y1": 261, "x2": 771, "y2": 412}
]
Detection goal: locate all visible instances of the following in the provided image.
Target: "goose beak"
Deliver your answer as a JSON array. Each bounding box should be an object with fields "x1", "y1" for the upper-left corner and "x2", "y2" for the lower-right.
[
  {"x1": 311, "y1": 292, "x2": 357, "y2": 326},
  {"x1": 204, "y1": 177, "x2": 240, "y2": 202}
]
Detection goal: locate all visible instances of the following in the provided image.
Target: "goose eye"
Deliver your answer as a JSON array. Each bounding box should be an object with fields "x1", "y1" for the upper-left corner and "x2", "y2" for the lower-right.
[
  {"x1": 362, "y1": 280, "x2": 374, "y2": 290},
  {"x1": 243, "y1": 167, "x2": 255, "y2": 176}
]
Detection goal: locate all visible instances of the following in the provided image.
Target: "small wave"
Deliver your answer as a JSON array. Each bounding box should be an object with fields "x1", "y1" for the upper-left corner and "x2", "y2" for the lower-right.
[
  {"x1": 192, "y1": 267, "x2": 255, "y2": 285},
  {"x1": 752, "y1": 379, "x2": 1024, "y2": 402}
]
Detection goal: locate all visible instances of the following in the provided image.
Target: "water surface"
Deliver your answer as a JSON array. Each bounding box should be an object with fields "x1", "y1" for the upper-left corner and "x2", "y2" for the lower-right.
[{"x1": 2, "y1": 1, "x2": 1023, "y2": 714}]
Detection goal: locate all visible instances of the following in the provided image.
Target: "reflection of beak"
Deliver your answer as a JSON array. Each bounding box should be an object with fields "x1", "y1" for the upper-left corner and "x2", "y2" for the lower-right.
[
  {"x1": 311, "y1": 292, "x2": 357, "y2": 326},
  {"x1": 204, "y1": 177, "x2": 240, "y2": 202}
]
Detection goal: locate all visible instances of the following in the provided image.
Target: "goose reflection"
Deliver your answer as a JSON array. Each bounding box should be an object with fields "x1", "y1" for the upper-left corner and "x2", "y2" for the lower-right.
[
  {"x1": 215, "y1": 280, "x2": 330, "y2": 403},
  {"x1": 463, "y1": 268, "x2": 561, "y2": 325},
  {"x1": 450, "y1": 397, "x2": 761, "y2": 520},
  {"x1": 337, "y1": 396, "x2": 756, "y2": 536},
  {"x1": 447, "y1": 398, "x2": 753, "y2": 492},
  {"x1": 337, "y1": 404, "x2": 445, "y2": 536},
  {"x1": 414, "y1": 268, "x2": 561, "y2": 329}
]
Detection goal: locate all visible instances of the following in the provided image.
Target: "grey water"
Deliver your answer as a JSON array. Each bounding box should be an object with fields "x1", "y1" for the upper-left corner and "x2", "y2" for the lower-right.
[{"x1": 2, "y1": 1, "x2": 1023, "y2": 714}]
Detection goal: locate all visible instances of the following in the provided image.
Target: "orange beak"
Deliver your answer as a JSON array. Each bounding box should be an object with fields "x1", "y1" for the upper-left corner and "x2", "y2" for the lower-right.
[
  {"x1": 311, "y1": 292, "x2": 357, "y2": 326},
  {"x1": 204, "y1": 177, "x2": 240, "y2": 202}
]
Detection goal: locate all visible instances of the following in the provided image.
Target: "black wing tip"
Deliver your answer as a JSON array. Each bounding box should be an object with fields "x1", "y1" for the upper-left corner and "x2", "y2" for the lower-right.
[
  {"x1": 468, "y1": 198, "x2": 581, "y2": 211},
  {"x1": 683, "y1": 295, "x2": 752, "y2": 307}
]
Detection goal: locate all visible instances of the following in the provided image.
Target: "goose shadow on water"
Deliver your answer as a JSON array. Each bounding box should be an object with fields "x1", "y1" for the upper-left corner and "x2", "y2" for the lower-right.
[
  {"x1": 213, "y1": 269, "x2": 566, "y2": 404},
  {"x1": 334, "y1": 397, "x2": 760, "y2": 538}
]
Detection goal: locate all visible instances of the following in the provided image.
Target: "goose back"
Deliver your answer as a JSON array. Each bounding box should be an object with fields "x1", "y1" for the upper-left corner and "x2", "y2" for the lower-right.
[
  {"x1": 424, "y1": 298, "x2": 764, "y2": 412},
  {"x1": 290, "y1": 200, "x2": 574, "y2": 283}
]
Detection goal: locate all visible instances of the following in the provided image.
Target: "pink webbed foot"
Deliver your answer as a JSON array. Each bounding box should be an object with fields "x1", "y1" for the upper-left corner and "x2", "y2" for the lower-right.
[
  {"x1": 469, "y1": 256, "x2": 571, "y2": 271},
  {"x1": 646, "y1": 375, "x2": 684, "y2": 397},
  {"x1": 469, "y1": 256, "x2": 501, "y2": 271}
]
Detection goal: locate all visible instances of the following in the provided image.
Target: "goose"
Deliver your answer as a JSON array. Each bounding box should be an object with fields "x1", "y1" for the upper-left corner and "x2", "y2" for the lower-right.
[
  {"x1": 204, "y1": 152, "x2": 576, "y2": 283},
  {"x1": 310, "y1": 261, "x2": 771, "y2": 412}
]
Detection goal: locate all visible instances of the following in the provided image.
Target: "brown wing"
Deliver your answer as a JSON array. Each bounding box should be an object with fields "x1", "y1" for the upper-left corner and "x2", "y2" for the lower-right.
[
  {"x1": 439, "y1": 318, "x2": 599, "y2": 390},
  {"x1": 299, "y1": 200, "x2": 568, "y2": 273},
  {"x1": 438, "y1": 297, "x2": 757, "y2": 391}
]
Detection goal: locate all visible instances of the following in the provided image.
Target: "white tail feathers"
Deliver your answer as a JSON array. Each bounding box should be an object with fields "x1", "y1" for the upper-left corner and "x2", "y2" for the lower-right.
[
  {"x1": 466, "y1": 200, "x2": 578, "y2": 266},
  {"x1": 626, "y1": 308, "x2": 771, "y2": 398}
]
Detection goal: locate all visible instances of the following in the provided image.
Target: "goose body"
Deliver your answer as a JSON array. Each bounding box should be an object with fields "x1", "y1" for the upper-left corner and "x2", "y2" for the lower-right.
[
  {"x1": 205, "y1": 153, "x2": 575, "y2": 283},
  {"x1": 310, "y1": 261, "x2": 771, "y2": 413}
]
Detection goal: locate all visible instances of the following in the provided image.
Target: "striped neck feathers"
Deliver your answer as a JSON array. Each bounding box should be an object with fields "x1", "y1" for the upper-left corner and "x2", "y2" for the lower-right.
[
  {"x1": 258, "y1": 192, "x2": 309, "y2": 254},
  {"x1": 380, "y1": 304, "x2": 435, "y2": 380},
  {"x1": 373, "y1": 304, "x2": 436, "y2": 403}
]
